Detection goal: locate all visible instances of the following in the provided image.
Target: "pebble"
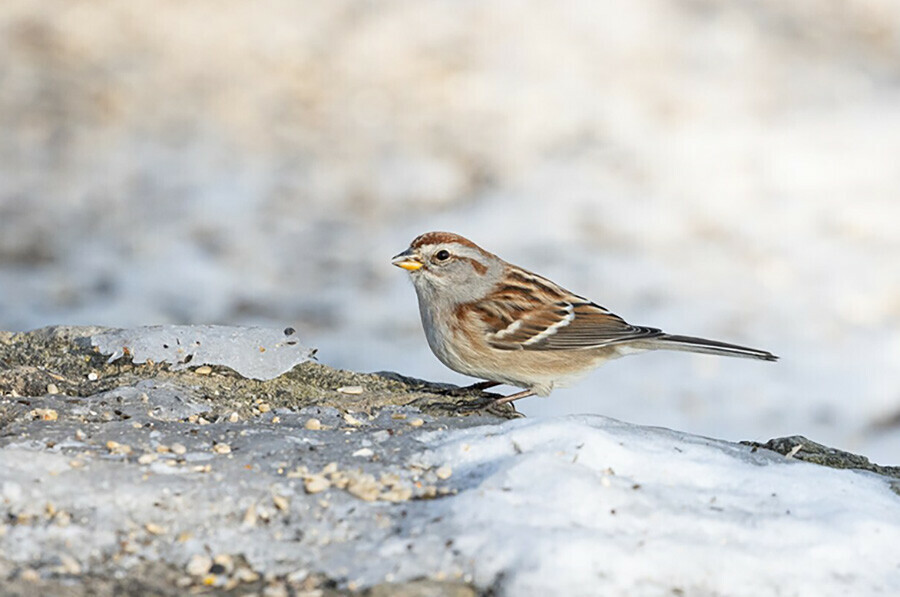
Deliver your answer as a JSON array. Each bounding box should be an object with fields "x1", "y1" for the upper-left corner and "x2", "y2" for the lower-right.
[
  {"x1": 304, "y1": 418, "x2": 322, "y2": 430},
  {"x1": 337, "y1": 385, "x2": 363, "y2": 394},
  {"x1": 435, "y1": 465, "x2": 453, "y2": 480},
  {"x1": 212, "y1": 443, "x2": 231, "y2": 455}
]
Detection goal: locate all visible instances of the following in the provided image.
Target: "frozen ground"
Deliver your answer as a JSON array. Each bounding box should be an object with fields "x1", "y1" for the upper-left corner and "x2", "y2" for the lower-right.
[
  {"x1": 2, "y1": 327, "x2": 898, "y2": 595},
  {"x1": 0, "y1": 0, "x2": 899, "y2": 465}
]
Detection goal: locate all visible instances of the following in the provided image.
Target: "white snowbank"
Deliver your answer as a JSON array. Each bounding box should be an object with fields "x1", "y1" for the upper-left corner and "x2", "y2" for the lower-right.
[
  {"x1": 91, "y1": 325, "x2": 314, "y2": 380},
  {"x1": 394, "y1": 416, "x2": 900, "y2": 596}
]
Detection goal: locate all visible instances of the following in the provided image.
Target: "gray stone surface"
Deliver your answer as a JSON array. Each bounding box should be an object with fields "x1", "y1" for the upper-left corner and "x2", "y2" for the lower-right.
[{"x1": 0, "y1": 327, "x2": 514, "y2": 595}]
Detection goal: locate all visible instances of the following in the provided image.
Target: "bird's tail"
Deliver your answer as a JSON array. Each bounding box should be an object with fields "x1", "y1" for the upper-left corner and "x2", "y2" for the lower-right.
[{"x1": 639, "y1": 334, "x2": 778, "y2": 362}]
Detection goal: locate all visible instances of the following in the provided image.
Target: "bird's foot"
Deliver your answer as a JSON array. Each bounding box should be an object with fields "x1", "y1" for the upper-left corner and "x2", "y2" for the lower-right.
[{"x1": 437, "y1": 380, "x2": 500, "y2": 397}]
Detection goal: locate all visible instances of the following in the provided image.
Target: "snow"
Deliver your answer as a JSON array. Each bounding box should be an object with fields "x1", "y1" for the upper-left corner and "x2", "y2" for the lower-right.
[
  {"x1": 91, "y1": 325, "x2": 314, "y2": 380},
  {"x1": 403, "y1": 416, "x2": 900, "y2": 596}
]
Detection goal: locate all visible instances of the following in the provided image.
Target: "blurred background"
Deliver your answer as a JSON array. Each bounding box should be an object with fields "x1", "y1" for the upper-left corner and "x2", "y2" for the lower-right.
[{"x1": 1, "y1": 0, "x2": 898, "y2": 461}]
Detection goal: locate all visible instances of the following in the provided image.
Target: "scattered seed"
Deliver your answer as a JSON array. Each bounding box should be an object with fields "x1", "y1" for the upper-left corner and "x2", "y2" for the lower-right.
[
  {"x1": 87, "y1": 372, "x2": 99, "y2": 381},
  {"x1": 435, "y1": 466, "x2": 452, "y2": 480},
  {"x1": 258, "y1": 403, "x2": 271, "y2": 413},
  {"x1": 138, "y1": 453, "x2": 158, "y2": 465},
  {"x1": 346, "y1": 474, "x2": 380, "y2": 502},
  {"x1": 213, "y1": 553, "x2": 235, "y2": 574},
  {"x1": 337, "y1": 385, "x2": 363, "y2": 395},
  {"x1": 343, "y1": 413, "x2": 364, "y2": 426},
  {"x1": 171, "y1": 443, "x2": 187, "y2": 456},
  {"x1": 106, "y1": 441, "x2": 132, "y2": 455},
  {"x1": 234, "y1": 567, "x2": 260, "y2": 583},
  {"x1": 46, "y1": 383, "x2": 59, "y2": 395},
  {"x1": 391, "y1": 413, "x2": 407, "y2": 420},
  {"x1": 194, "y1": 365, "x2": 212, "y2": 376},
  {"x1": 304, "y1": 418, "x2": 322, "y2": 431},
  {"x1": 352, "y1": 447, "x2": 374, "y2": 458},
  {"x1": 145, "y1": 522, "x2": 166, "y2": 535},
  {"x1": 228, "y1": 412, "x2": 239, "y2": 423},
  {"x1": 58, "y1": 554, "x2": 82, "y2": 575},
  {"x1": 242, "y1": 504, "x2": 258, "y2": 527},
  {"x1": 272, "y1": 495, "x2": 289, "y2": 512},
  {"x1": 186, "y1": 554, "x2": 212, "y2": 576},
  {"x1": 20, "y1": 568, "x2": 39, "y2": 583},
  {"x1": 408, "y1": 418, "x2": 425, "y2": 427},
  {"x1": 30, "y1": 408, "x2": 58, "y2": 421},
  {"x1": 212, "y1": 443, "x2": 231, "y2": 455},
  {"x1": 304, "y1": 475, "x2": 331, "y2": 494}
]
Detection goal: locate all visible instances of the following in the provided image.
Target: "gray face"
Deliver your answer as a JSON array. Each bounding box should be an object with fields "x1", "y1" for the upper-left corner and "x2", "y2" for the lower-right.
[{"x1": 394, "y1": 241, "x2": 502, "y2": 306}]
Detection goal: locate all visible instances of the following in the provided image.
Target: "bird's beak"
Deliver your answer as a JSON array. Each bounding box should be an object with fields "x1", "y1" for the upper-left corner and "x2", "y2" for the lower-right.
[{"x1": 391, "y1": 249, "x2": 424, "y2": 271}]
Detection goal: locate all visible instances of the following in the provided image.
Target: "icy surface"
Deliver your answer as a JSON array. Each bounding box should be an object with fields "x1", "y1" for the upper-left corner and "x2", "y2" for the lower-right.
[{"x1": 91, "y1": 325, "x2": 314, "y2": 380}]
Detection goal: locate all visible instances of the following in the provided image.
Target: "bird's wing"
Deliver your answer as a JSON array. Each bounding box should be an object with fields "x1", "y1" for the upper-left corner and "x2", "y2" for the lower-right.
[{"x1": 462, "y1": 271, "x2": 663, "y2": 351}]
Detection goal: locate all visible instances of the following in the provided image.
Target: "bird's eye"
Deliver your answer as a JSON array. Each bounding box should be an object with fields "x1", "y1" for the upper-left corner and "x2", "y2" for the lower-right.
[{"x1": 434, "y1": 249, "x2": 451, "y2": 262}]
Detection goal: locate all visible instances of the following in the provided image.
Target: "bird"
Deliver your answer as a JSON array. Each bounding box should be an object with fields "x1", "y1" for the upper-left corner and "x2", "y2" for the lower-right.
[{"x1": 391, "y1": 231, "x2": 777, "y2": 406}]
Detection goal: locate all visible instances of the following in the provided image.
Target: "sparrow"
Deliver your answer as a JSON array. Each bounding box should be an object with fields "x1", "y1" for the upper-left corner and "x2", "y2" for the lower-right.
[{"x1": 392, "y1": 231, "x2": 777, "y2": 405}]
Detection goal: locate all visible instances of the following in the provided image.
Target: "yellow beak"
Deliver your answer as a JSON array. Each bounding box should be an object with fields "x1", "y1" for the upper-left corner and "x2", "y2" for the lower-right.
[{"x1": 391, "y1": 250, "x2": 424, "y2": 271}]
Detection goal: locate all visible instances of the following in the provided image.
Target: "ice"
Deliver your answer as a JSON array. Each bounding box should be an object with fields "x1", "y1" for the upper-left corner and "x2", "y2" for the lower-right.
[{"x1": 91, "y1": 325, "x2": 314, "y2": 380}]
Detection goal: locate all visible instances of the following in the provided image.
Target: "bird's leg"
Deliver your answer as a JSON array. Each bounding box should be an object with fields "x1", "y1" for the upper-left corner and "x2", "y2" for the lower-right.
[{"x1": 491, "y1": 389, "x2": 535, "y2": 406}]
